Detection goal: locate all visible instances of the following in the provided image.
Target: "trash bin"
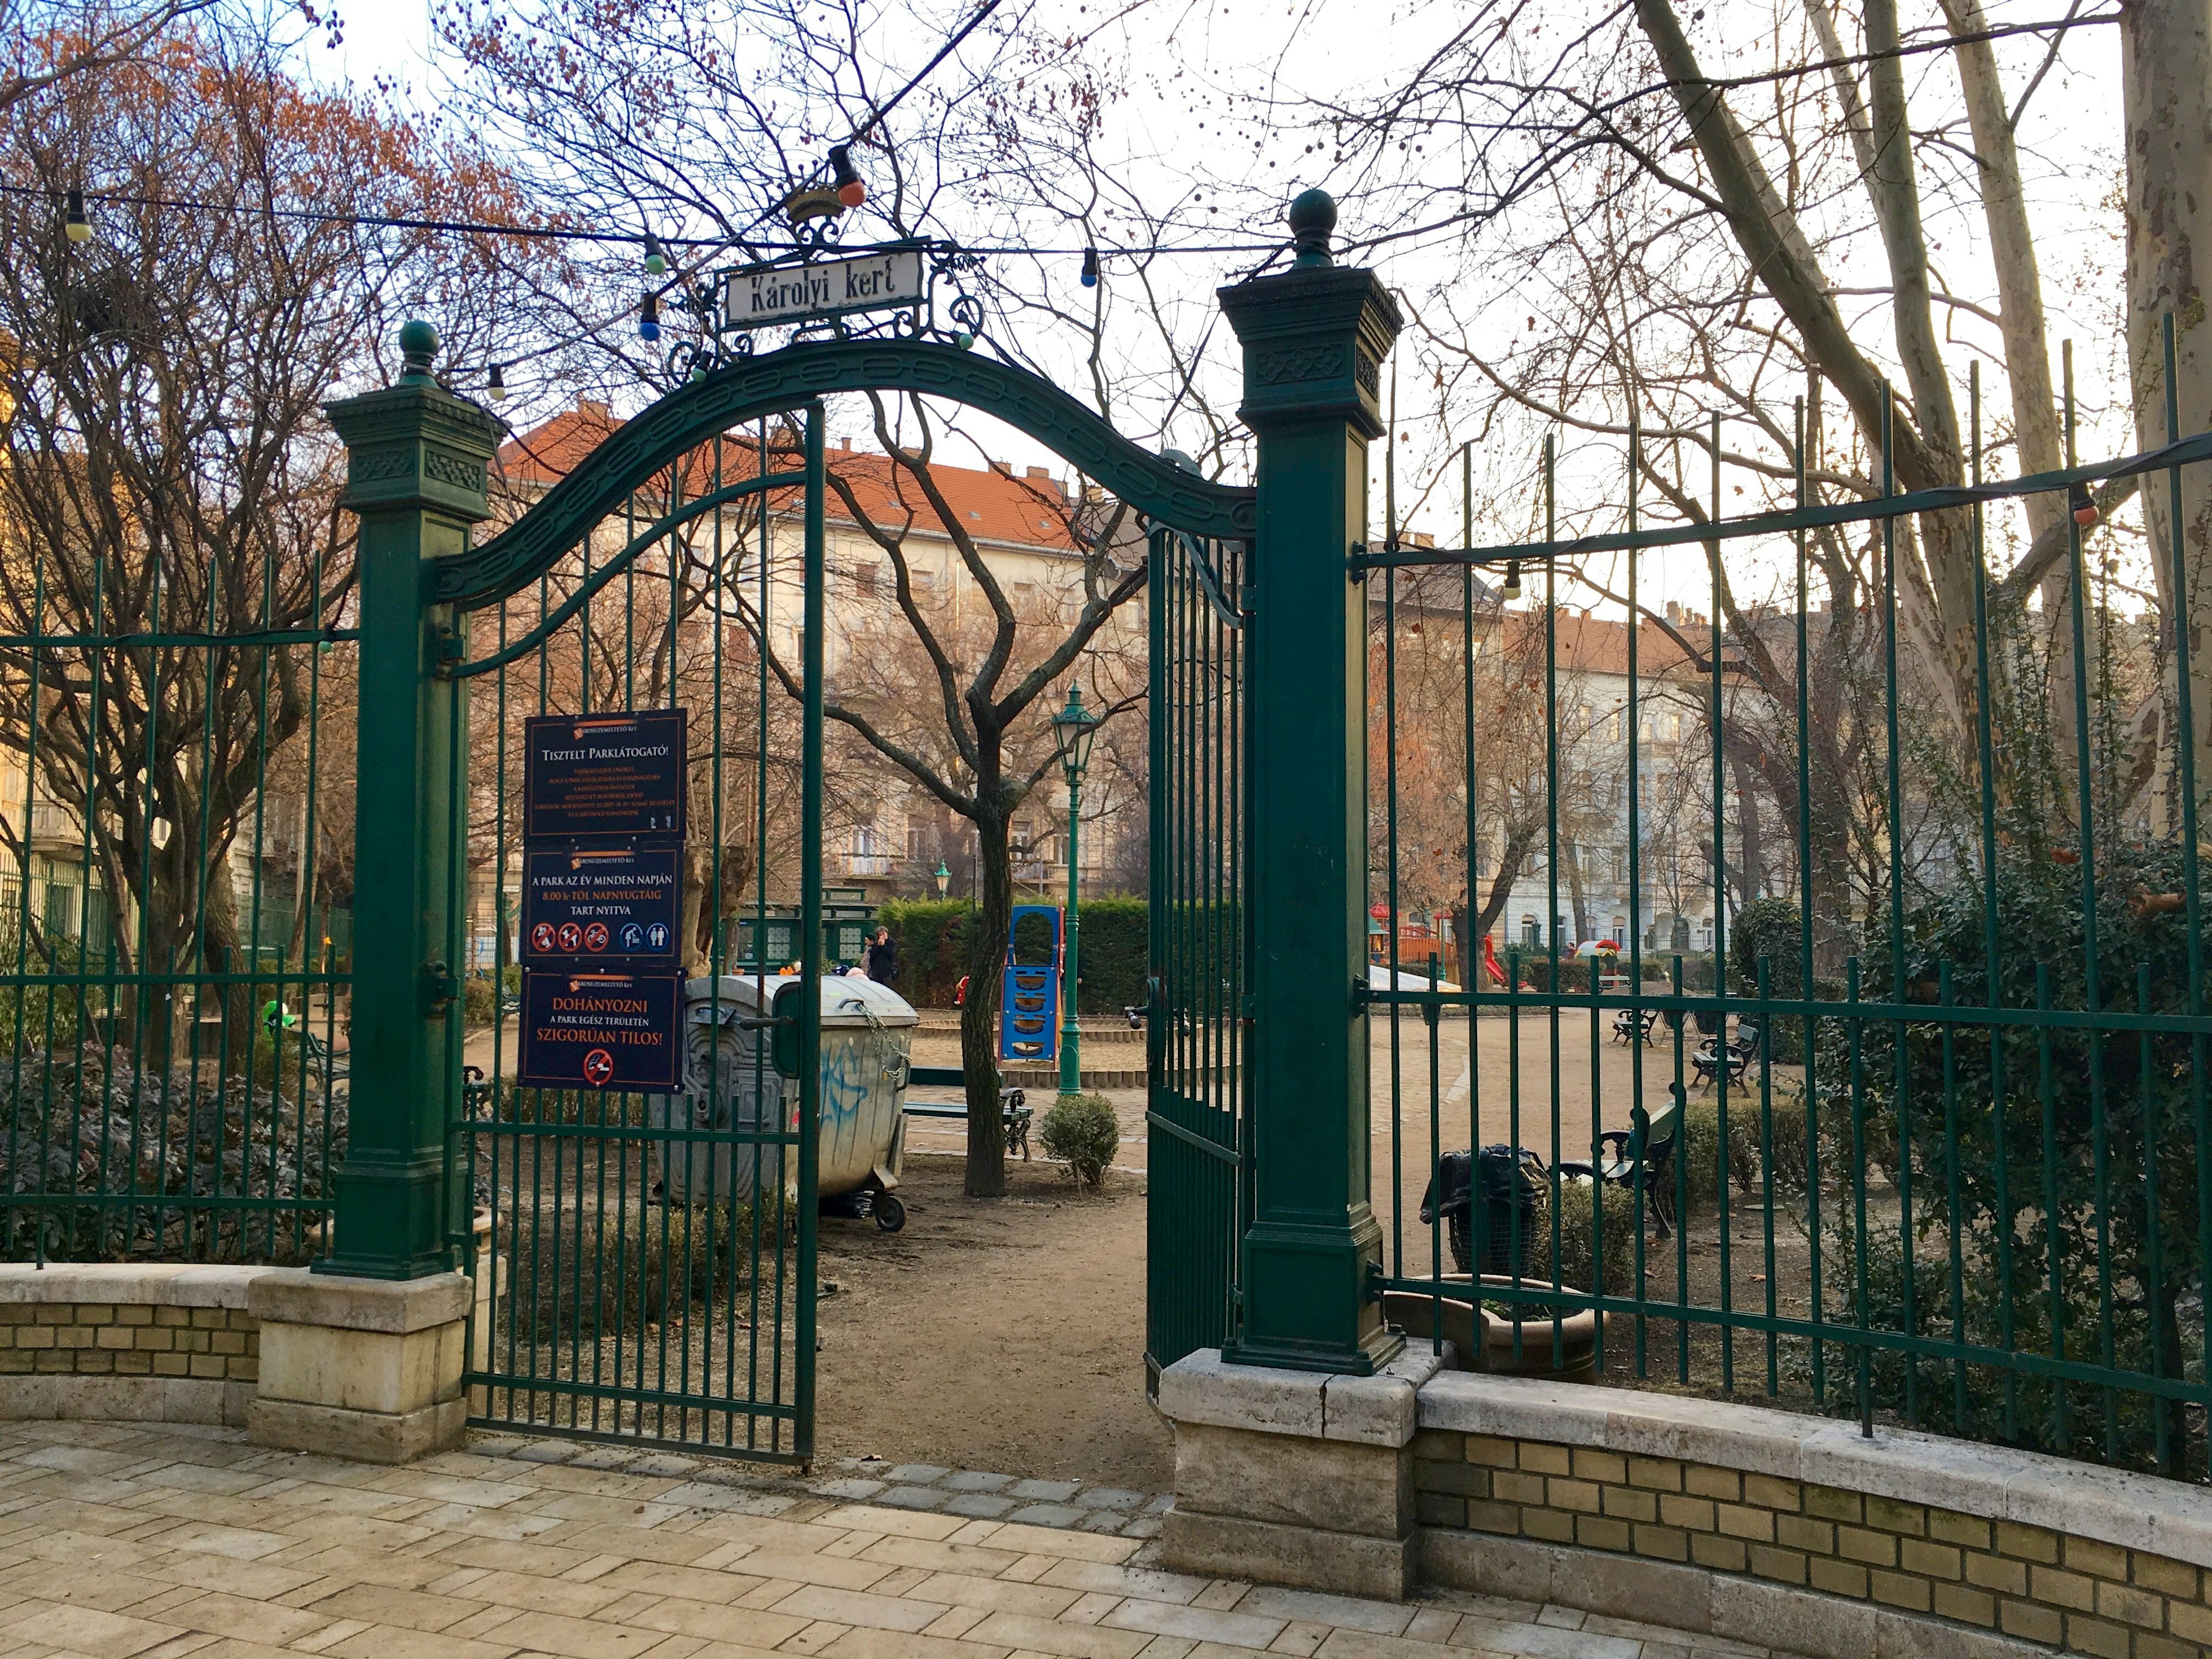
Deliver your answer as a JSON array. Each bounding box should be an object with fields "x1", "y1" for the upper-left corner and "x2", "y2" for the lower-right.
[
  {"x1": 1472, "y1": 1143, "x2": 1546, "y2": 1275},
  {"x1": 647, "y1": 974, "x2": 919, "y2": 1230}
]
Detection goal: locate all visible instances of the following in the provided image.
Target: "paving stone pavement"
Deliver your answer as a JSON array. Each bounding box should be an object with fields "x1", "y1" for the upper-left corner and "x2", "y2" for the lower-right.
[
  {"x1": 0, "y1": 1418, "x2": 1802, "y2": 1659},
  {"x1": 464, "y1": 1437, "x2": 1171, "y2": 1542}
]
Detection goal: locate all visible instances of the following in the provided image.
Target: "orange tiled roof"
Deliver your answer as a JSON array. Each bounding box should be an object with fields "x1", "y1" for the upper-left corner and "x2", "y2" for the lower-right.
[
  {"x1": 496, "y1": 402, "x2": 1082, "y2": 552},
  {"x1": 1507, "y1": 611, "x2": 1700, "y2": 677}
]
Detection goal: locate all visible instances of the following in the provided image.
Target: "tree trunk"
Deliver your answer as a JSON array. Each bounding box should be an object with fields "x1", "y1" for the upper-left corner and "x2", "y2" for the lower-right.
[
  {"x1": 1563, "y1": 842, "x2": 1590, "y2": 944},
  {"x1": 1940, "y1": 0, "x2": 2073, "y2": 757},
  {"x1": 1472, "y1": 820, "x2": 1540, "y2": 944},
  {"x1": 2122, "y1": 0, "x2": 2212, "y2": 819},
  {"x1": 960, "y1": 812, "x2": 1013, "y2": 1198}
]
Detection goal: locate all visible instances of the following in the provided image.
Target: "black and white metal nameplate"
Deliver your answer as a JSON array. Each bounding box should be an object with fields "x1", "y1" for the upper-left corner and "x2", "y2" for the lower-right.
[{"x1": 720, "y1": 247, "x2": 925, "y2": 331}]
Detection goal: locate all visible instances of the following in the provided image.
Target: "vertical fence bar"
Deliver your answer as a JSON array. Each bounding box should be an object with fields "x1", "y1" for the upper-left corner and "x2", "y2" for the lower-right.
[
  {"x1": 794, "y1": 403, "x2": 824, "y2": 1462},
  {"x1": 2163, "y1": 313, "x2": 2210, "y2": 1476}
]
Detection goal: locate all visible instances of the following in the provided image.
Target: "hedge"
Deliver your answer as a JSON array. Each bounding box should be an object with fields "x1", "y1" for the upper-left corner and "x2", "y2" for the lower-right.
[{"x1": 874, "y1": 896, "x2": 1149, "y2": 1014}]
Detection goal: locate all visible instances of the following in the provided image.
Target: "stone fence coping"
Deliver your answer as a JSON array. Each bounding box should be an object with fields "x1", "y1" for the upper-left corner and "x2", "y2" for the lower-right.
[
  {"x1": 1157, "y1": 1345, "x2": 1453, "y2": 1447},
  {"x1": 1421, "y1": 1370, "x2": 2212, "y2": 1571},
  {"x1": 0, "y1": 1263, "x2": 269, "y2": 1310}
]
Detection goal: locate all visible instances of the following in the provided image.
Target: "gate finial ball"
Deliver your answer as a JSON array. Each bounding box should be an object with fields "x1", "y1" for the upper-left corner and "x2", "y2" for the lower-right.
[
  {"x1": 1288, "y1": 188, "x2": 1336, "y2": 267},
  {"x1": 398, "y1": 318, "x2": 441, "y2": 380}
]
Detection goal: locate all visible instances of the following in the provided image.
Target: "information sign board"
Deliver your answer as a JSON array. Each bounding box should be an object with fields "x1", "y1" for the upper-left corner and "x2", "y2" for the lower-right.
[
  {"x1": 719, "y1": 247, "x2": 925, "y2": 332},
  {"x1": 517, "y1": 970, "x2": 684, "y2": 1092},
  {"x1": 521, "y1": 846, "x2": 683, "y2": 967},
  {"x1": 524, "y1": 710, "x2": 687, "y2": 842}
]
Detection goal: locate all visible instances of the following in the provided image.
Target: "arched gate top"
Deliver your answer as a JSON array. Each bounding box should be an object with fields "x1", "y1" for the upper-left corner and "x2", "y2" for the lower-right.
[{"x1": 434, "y1": 338, "x2": 1255, "y2": 608}]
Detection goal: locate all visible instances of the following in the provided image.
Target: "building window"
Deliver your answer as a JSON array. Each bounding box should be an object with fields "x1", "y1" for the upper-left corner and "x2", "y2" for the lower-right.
[
  {"x1": 1611, "y1": 916, "x2": 1626, "y2": 945},
  {"x1": 906, "y1": 821, "x2": 927, "y2": 859},
  {"x1": 1521, "y1": 915, "x2": 1539, "y2": 948},
  {"x1": 854, "y1": 562, "x2": 880, "y2": 597}
]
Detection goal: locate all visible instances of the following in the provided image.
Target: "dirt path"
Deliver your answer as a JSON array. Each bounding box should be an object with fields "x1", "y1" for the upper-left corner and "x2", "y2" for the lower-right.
[
  {"x1": 464, "y1": 1007, "x2": 1819, "y2": 1493},
  {"x1": 812, "y1": 1149, "x2": 1171, "y2": 1493}
]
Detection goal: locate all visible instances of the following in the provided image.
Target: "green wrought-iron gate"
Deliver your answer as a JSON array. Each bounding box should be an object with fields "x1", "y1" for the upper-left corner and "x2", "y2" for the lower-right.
[
  {"x1": 419, "y1": 339, "x2": 1253, "y2": 1458},
  {"x1": 447, "y1": 406, "x2": 831, "y2": 1460}
]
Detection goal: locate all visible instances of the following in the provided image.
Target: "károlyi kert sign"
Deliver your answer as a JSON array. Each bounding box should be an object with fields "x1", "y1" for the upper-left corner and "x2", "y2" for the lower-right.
[
  {"x1": 521, "y1": 845, "x2": 683, "y2": 968},
  {"x1": 516, "y1": 971, "x2": 684, "y2": 1092},
  {"x1": 720, "y1": 247, "x2": 925, "y2": 332},
  {"x1": 524, "y1": 710, "x2": 687, "y2": 841}
]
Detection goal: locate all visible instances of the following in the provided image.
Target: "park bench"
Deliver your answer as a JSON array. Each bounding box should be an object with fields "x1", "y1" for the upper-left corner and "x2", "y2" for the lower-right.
[
  {"x1": 1611, "y1": 1006, "x2": 1660, "y2": 1045},
  {"x1": 1691, "y1": 1021, "x2": 1762, "y2": 1091},
  {"x1": 902, "y1": 1065, "x2": 1032, "y2": 1160},
  {"x1": 1556, "y1": 1081, "x2": 1686, "y2": 1240}
]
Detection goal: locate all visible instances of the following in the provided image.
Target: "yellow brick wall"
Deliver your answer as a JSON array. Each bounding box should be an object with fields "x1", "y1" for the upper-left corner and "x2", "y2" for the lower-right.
[
  {"x1": 1415, "y1": 1429, "x2": 2209, "y2": 1659},
  {"x1": 0, "y1": 1302, "x2": 258, "y2": 1381}
]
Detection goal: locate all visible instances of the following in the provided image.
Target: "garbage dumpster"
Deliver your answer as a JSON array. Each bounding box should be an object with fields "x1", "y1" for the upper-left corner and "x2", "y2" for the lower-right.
[{"x1": 648, "y1": 973, "x2": 919, "y2": 1230}]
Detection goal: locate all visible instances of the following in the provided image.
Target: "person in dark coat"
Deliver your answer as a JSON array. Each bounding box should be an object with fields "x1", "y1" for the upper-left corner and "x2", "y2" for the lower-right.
[{"x1": 865, "y1": 926, "x2": 899, "y2": 986}]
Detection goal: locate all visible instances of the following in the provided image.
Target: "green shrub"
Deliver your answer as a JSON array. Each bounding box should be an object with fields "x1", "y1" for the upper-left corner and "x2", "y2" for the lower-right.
[
  {"x1": 1796, "y1": 1213, "x2": 2184, "y2": 1473},
  {"x1": 1521, "y1": 957, "x2": 1592, "y2": 994},
  {"x1": 1728, "y1": 899, "x2": 1805, "y2": 998},
  {"x1": 1678, "y1": 1093, "x2": 1723, "y2": 1216},
  {"x1": 1524, "y1": 1180, "x2": 1642, "y2": 1297},
  {"x1": 874, "y1": 900, "x2": 978, "y2": 1008},
  {"x1": 1800, "y1": 838, "x2": 2210, "y2": 1473},
  {"x1": 1069, "y1": 896, "x2": 1146, "y2": 1016},
  {"x1": 876, "y1": 896, "x2": 1150, "y2": 1016},
  {"x1": 493, "y1": 1198, "x2": 760, "y2": 1343},
  {"x1": 464, "y1": 967, "x2": 521, "y2": 1027},
  {"x1": 1039, "y1": 1092, "x2": 1119, "y2": 1186}
]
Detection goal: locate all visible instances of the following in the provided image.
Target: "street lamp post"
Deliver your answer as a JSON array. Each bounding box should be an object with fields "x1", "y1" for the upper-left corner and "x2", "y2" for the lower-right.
[
  {"x1": 932, "y1": 859, "x2": 950, "y2": 900},
  {"x1": 1050, "y1": 687, "x2": 1101, "y2": 1097}
]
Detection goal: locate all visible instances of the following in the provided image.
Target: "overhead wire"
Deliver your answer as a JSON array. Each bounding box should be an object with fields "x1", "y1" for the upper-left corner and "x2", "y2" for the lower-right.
[{"x1": 39, "y1": 3, "x2": 2106, "y2": 392}]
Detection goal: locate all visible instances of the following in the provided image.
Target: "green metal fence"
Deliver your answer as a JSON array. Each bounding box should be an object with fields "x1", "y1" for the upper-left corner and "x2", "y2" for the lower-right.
[
  {"x1": 1365, "y1": 327, "x2": 2212, "y2": 1478},
  {"x1": 0, "y1": 537, "x2": 355, "y2": 1265},
  {"x1": 449, "y1": 410, "x2": 824, "y2": 1460}
]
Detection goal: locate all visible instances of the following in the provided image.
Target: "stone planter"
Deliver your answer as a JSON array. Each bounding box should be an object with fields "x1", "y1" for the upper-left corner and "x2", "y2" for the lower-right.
[
  {"x1": 1478, "y1": 1274, "x2": 1599, "y2": 1381},
  {"x1": 1384, "y1": 1275, "x2": 1597, "y2": 1382}
]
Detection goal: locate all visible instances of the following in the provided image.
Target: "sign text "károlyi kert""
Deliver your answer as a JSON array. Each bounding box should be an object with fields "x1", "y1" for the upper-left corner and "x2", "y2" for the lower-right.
[{"x1": 720, "y1": 248, "x2": 925, "y2": 332}]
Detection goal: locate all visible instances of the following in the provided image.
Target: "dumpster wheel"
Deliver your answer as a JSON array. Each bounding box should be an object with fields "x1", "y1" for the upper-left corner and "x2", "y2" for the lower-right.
[{"x1": 874, "y1": 1192, "x2": 907, "y2": 1233}]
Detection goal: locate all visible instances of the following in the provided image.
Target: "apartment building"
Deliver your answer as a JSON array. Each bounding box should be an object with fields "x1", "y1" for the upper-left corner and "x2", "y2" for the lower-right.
[{"x1": 477, "y1": 400, "x2": 1146, "y2": 955}]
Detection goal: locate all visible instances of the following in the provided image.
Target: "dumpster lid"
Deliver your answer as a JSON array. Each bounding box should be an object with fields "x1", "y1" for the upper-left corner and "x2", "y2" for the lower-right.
[{"x1": 681, "y1": 972, "x2": 920, "y2": 1028}]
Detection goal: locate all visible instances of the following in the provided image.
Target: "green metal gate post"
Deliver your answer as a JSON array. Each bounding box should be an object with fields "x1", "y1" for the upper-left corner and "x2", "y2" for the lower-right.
[
  {"x1": 319, "y1": 320, "x2": 500, "y2": 1280},
  {"x1": 1217, "y1": 192, "x2": 1404, "y2": 1376}
]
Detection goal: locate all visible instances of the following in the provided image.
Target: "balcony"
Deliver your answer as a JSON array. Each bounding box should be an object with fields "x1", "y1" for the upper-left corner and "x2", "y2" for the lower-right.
[
  {"x1": 842, "y1": 853, "x2": 894, "y2": 877},
  {"x1": 27, "y1": 799, "x2": 80, "y2": 851}
]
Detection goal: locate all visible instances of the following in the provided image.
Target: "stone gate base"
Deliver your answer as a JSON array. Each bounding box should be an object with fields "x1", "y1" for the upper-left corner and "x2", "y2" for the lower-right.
[
  {"x1": 1156, "y1": 1351, "x2": 2212, "y2": 1659},
  {"x1": 247, "y1": 1268, "x2": 472, "y2": 1464}
]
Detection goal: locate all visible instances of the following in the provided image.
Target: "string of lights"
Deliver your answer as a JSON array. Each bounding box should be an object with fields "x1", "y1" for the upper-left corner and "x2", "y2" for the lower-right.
[{"x1": 40, "y1": 1, "x2": 2109, "y2": 397}]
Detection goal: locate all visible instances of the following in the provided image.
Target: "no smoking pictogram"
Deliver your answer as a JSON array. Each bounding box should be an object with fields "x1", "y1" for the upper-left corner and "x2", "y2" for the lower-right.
[{"x1": 582, "y1": 1047, "x2": 616, "y2": 1086}]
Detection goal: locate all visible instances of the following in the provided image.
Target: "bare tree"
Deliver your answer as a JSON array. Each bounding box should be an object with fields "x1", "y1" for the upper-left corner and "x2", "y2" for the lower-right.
[
  {"x1": 0, "y1": 0, "x2": 226, "y2": 115},
  {"x1": 440, "y1": 0, "x2": 1241, "y2": 1195},
  {"x1": 0, "y1": 21, "x2": 532, "y2": 1052},
  {"x1": 745, "y1": 420, "x2": 1147, "y2": 1196},
  {"x1": 1316, "y1": 0, "x2": 2175, "y2": 944}
]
